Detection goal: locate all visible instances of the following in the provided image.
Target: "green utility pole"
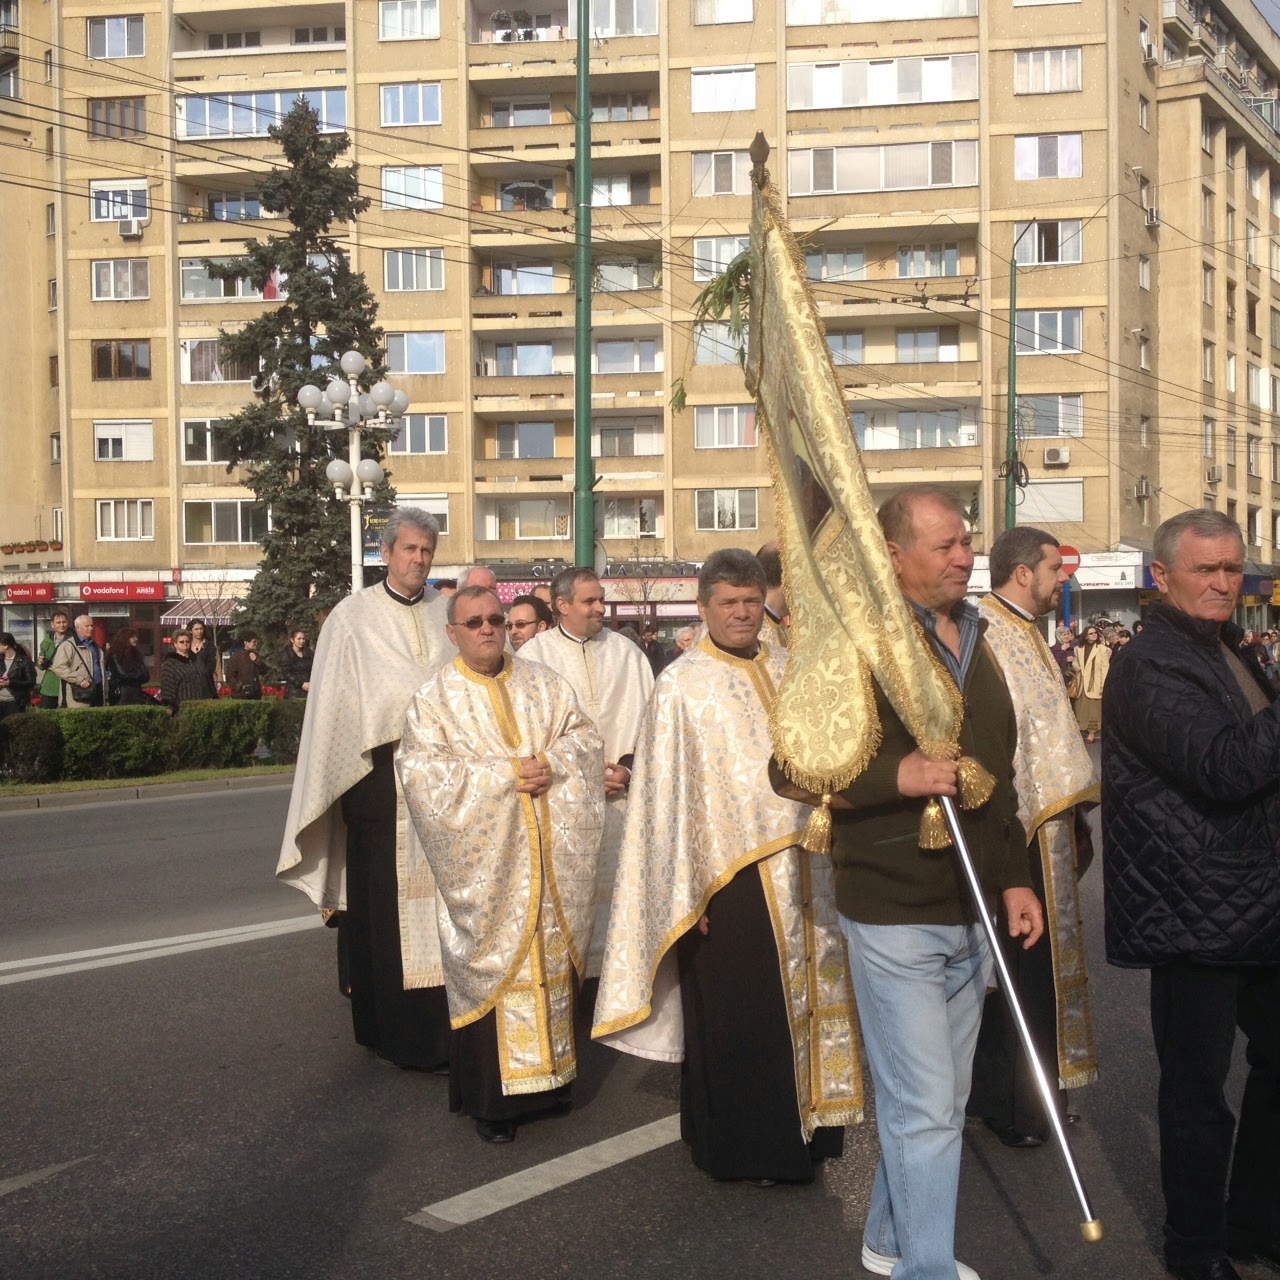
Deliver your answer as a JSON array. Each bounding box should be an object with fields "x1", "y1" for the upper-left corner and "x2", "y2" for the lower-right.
[
  {"x1": 1005, "y1": 254, "x2": 1018, "y2": 532},
  {"x1": 573, "y1": 0, "x2": 595, "y2": 569}
]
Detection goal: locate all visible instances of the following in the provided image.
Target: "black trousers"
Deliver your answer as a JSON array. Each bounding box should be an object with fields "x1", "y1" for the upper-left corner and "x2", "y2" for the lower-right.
[
  {"x1": 1150, "y1": 960, "x2": 1280, "y2": 1266},
  {"x1": 449, "y1": 1007, "x2": 573, "y2": 1123}
]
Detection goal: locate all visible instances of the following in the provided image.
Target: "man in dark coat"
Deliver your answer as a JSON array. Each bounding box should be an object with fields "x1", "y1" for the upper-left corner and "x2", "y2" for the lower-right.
[{"x1": 1103, "y1": 509, "x2": 1280, "y2": 1280}]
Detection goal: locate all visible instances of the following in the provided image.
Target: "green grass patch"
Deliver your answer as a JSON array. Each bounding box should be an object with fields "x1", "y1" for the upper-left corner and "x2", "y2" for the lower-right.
[{"x1": 0, "y1": 763, "x2": 294, "y2": 797}]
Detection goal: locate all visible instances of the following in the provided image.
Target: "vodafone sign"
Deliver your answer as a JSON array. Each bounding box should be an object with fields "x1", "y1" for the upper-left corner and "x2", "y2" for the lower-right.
[
  {"x1": 2, "y1": 583, "x2": 55, "y2": 603},
  {"x1": 79, "y1": 582, "x2": 166, "y2": 602}
]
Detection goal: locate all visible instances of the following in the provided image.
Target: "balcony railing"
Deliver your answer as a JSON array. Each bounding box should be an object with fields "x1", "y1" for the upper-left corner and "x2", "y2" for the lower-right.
[{"x1": 1163, "y1": 0, "x2": 1195, "y2": 33}]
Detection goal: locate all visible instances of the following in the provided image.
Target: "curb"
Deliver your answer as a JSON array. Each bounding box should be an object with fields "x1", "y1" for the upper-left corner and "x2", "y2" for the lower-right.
[{"x1": 0, "y1": 770, "x2": 295, "y2": 813}]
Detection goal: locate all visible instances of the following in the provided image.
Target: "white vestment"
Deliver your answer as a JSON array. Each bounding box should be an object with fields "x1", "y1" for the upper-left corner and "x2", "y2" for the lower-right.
[{"x1": 517, "y1": 625, "x2": 655, "y2": 973}]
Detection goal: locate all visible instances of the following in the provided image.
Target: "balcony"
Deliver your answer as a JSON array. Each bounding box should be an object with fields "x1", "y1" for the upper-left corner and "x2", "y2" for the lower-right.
[
  {"x1": 472, "y1": 294, "x2": 573, "y2": 329},
  {"x1": 0, "y1": 26, "x2": 18, "y2": 54},
  {"x1": 838, "y1": 360, "x2": 981, "y2": 391},
  {"x1": 1163, "y1": 0, "x2": 1195, "y2": 35}
]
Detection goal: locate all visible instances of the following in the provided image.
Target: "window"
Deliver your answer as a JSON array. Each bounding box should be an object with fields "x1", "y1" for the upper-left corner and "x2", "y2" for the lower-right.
[
  {"x1": 44, "y1": 127, "x2": 53, "y2": 159},
  {"x1": 492, "y1": 261, "x2": 553, "y2": 295},
  {"x1": 1013, "y1": 133, "x2": 1083, "y2": 179},
  {"x1": 1226, "y1": 144, "x2": 1237, "y2": 172},
  {"x1": 401, "y1": 494, "x2": 449, "y2": 536},
  {"x1": 596, "y1": 258, "x2": 657, "y2": 290},
  {"x1": 499, "y1": 178, "x2": 554, "y2": 211},
  {"x1": 49, "y1": 355, "x2": 58, "y2": 388},
  {"x1": 44, "y1": 50, "x2": 53, "y2": 83},
  {"x1": 183, "y1": 500, "x2": 267, "y2": 546},
  {"x1": 491, "y1": 499, "x2": 571, "y2": 540},
  {"x1": 1140, "y1": 415, "x2": 1150, "y2": 448},
  {"x1": 1138, "y1": 17, "x2": 1149, "y2": 49},
  {"x1": 1202, "y1": 264, "x2": 1215, "y2": 306},
  {"x1": 1227, "y1": 425, "x2": 1238, "y2": 465},
  {"x1": 97, "y1": 499, "x2": 154, "y2": 541},
  {"x1": 1271, "y1": 308, "x2": 1280, "y2": 349},
  {"x1": 694, "y1": 323, "x2": 742, "y2": 366},
  {"x1": 1248, "y1": 435, "x2": 1260, "y2": 476},
  {"x1": 788, "y1": 54, "x2": 979, "y2": 109},
  {"x1": 1016, "y1": 480, "x2": 1084, "y2": 524},
  {"x1": 1138, "y1": 335, "x2": 1151, "y2": 370},
  {"x1": 693, "y1": 0, "x2": 752, "y2": 21},
  {"x1": 1249, "y1": 160, "x2": 1264, "y2": 198},
  {"x1": 828, "y1": 331, "x2": 865, "y2": 365},
  {"x1": 590, "y1": 93, "x2": 650, "y2": 122},
  {"x1": 180, "y1": 258, "x2": 280, "y2": 301},
  {"x1": 390, "y1": 414, "x2": 447, "y2": 455},
  {"x1": 182, "y1": 339, "x2": 254, "y2": 383},
  {"x1": 807, "y1": 248, "x2": 866, "y2": 281},
  {"x1": 1226, "y1": 206, "x2": 1236, "y2": 254},
  {"x1": 594, "y1": 418, "x2": 663, "y2": 457},
  {"x1": 50, "y1": 434, "x2": 62, "y2": 464},
  {"x1": 379, "y1": 0, "x2": 440, "y2": 39},
  {"x1": 88, "y1": 98, "x2": 145, "y2": 139},
  {"x1": 856, "y1": 408, "x2": 978, "y2": 450},
  {"x1": 177, "y1": 90, "x2": 346, "y2": 138},
  {"x1": 488, "y1": 342, "x2": 553, "y2": 376},
  {"x1": 692, "y1": 151, "x2": 751, "y2": 197},
  {"x1": 90, "y1": 181, "x2": 148, "y2": 222},
  {"x1": 1202, "y1": 342, "x2": 1215, "y2": 383},
  {"x1": 1013, "y1": 219, "x2": 1082, "y2": 265},
  {"x1": 92, "y1": 339, "x2": 151, "y2": 380},
  {"x1": 1013, "y1": 47, "x2": 1082, "y2": 94},
  {"x1": 290, "y1": 26, "x2": 342, "y2": 44},
  {"x1": 570, "y1": 0, "x2": 658, "y2": 32},
  {"x1": 896, "y1": 326, "x2": 960, "y2": 363},
  {"x1": 87, "y1": 16, "x2": 144, "y2": 59},
  {"x1": 45, "y1": 204, "x2": 55, "y2": 237},
  {"x1": 1014, "y1": 309, "x2": 1083, "y2": 354},
  {"x1": 690, "y1": 67, "x2": 756, "y2": 113},
  {"x1": 1271, "y1": 240, "x2": 1280, "y2": 284},
  {"x1": 206, "y1": 29, "x2": 262, "y2": 49},
  {"x1": 48, "y1": 279, "x2": 57, "y2": 311},
  {"x1": 788, "y1": 0, "x2": 976, "y2": 18},
  {"x1": 603, "y1": 497, "x2": 659, "y2": 538},
  {"x1": 693, "y1": 236, "x2": 750, "y2": 281},
  {"x1": 592, "y1": 173, "x2": 650, "y2": 207},
  {"x1": 387, "y1": 332, "x2": 446, "y2": 374},
  {"x1": 207, "y1": 192, "x2": 262, "y2": 223},
  {"x1": 596, "y1": 338, "x2": 659, "y2": 373},
  {"x1": 1139, "y1": 95, "x2": 1149, "y2": 129},
  {"x1": 694, "y1": 405, "x2": 757, "y2": 449},
  {"x1": 1272, "y1": 442, "x2": 1280, "y2": 482},
  {"x1": 1202, "y1": 118, "x2": 1214, "y2": 154},
  {"x1": 788, "y1": 140, "x2": 979, "y2": 196},
  {"x1": 496, "y1": 421, "x2": 556, "y2": 459},
  {"x1": 182, "y1": 418, "x2": 234, "y2": 465},
  {"x1": 493, "y1": 98, "x2": 553, "y2": 127},
  {"x1": 1202, "y1": 188, "x2": 1214, "y2": 233},
  {"x1": 381, "y1": 82, "x2": 441, "y2": 127},
  {"x1": 897, "y1": 243, "x2": 958, "y2": 278},
  {"x1": 385, "y1": 248, "x2": 444, "y2": 291},
  {"x1": 696, "y1": 488, "x2": 758, "y2": 530},
  {"x1": 1248, "y1": 363, "x2": 1264, "y2": 408},
  {"x1": 0, "y1": 58, "x2": 16, "y2": 100},
  {"x1": 94, "y1": 419, "x2": 153, "y2": 462},
  {"x1": 382, "y1": 166, "x2": 444, "y2": 211},
  {"x1": 1227, "y1": 353, "x2": 1236, "y2": 391},
  {"x1": 1247, "y1": 221, "x2": 1260, "y2": 267},
  {"x1": 1138, "y1": 255, "x2": 1150, "y2": 290}
]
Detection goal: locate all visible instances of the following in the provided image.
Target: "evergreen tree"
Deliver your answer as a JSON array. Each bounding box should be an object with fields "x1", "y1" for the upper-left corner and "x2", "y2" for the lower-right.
[{"x1": 208, "y1": 98, "x2": 393, "y2": 659}]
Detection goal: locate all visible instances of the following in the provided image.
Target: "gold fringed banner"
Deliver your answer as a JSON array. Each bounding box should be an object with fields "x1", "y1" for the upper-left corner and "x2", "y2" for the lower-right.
[
  {"x1": 956, "y1": 757, "x2": 997, "y2": 810},
  {"x1": 801, "y1": 796, "x2": 833, "y2": 855}
]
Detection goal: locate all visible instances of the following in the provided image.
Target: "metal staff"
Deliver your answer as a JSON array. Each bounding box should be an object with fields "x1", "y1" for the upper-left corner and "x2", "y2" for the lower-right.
[{"x1": 939, "y1": 794, "x2": 1105, "y2": 1244}]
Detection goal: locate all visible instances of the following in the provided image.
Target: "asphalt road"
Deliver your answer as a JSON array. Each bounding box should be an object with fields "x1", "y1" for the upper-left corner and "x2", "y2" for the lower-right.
[{"x1": 0, "y1": 782, "x2": 1261, "y2": 1280}]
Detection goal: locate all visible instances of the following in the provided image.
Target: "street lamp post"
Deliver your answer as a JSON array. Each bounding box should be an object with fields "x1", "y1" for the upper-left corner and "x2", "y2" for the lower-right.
[{"x1": 296, "y1": 349, "x2": 410, "y2": 595}]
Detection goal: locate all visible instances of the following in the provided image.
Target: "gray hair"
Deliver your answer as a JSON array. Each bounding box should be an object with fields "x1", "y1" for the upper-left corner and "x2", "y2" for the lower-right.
[
  {"x1": 381, "y1": 506, "x2": 440, "y2": 550},
  {"x1": 1152, "y1": 509, "x2": 1243, "y2": 566},
  {"x1": 878, "y1": 484, "x2": 967, "y2": 548},
  {"x1": 676, "y1": 626, "x2": 695, "y2": 643},
  {"x1": 549, "y1": 567, "x2": 600, "y2": 609},
  {"x1": 988, "y1": 525, "x2": 1059, "y2": 589},
  {"x1": 698, "y1": 548, "x2": 768, "y2": 603},
  {"x1": 446, "y1": 584, "x2": 501, "y2": 625},
  {"x1": 456, "y1": 565, "x2": 490, "y2": 589}
]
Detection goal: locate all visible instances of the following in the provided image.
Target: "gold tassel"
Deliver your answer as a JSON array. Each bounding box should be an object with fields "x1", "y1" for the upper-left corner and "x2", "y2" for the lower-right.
[
  {"x1": 956, "y1": 756, "x2": 996, "y2": 811},
  {"x1": 802, "y1": 796, "x2": 833, "y2": 855},
  {"x1": 919, "y1": 799, "x2": 952, "y2": 850}
]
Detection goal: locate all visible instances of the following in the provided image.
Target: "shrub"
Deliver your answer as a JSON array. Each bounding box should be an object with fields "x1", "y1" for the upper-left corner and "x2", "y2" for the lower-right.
[
  {"x1": 266, "y1": 696, "x2": 307, "y2": 765},
  {"x1": 0, "y1": 712, "x2": 64, "y2": 783},
  {"x1": 170, "y1": 698, "x2": 271, "y2": 770},
  {"x1": 53, "y1": 707, "x2": 172, "y2": 780}
]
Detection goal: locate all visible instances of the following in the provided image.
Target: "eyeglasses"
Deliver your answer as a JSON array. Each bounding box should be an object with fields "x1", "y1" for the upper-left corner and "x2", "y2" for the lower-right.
[
  {"x1": 506, "y1": 619, "x2": 534, "y2": 630},
  {"x1": 458, "y1": 614, "x2": 506, "y2": 631},
  {"x1": 174, "y1": 639, "x2": 191, "y2": 646}
]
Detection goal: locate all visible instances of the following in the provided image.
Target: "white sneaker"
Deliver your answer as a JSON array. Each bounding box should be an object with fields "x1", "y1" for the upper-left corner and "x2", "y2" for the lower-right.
[{"x1": 860, "y1": 1241, "x2": 981, "y2": 1280}]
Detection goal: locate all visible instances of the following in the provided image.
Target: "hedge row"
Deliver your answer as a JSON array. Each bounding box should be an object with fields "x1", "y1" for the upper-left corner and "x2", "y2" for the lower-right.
[{"x1": 0, "y1": 697, "x2": 308, "y2": 784}]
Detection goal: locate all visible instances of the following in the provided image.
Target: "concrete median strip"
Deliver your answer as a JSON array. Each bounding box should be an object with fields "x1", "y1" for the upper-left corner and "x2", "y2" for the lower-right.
[{"x1": 0, "y1": 916, "x2": 322, "y2": 985}]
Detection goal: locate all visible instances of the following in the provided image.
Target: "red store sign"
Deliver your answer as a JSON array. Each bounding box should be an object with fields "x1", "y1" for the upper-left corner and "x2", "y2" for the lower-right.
[
  {"x1": 2, "y1": 583, "x2": 55, "y2": 603},
  {"x1": 79, "y1": 582, "x2": 166, "y2": 602}
]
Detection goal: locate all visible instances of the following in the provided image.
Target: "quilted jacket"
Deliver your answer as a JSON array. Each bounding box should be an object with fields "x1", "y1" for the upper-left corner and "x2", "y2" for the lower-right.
[{"x1": 1102, "y1": 602, "x2": 1280, "y2": 968}]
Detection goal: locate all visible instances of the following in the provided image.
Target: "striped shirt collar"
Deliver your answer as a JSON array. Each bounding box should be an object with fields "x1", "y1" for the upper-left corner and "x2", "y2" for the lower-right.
[{"x1": 907, "y1": 596, "x2": 980, "y2": 687}]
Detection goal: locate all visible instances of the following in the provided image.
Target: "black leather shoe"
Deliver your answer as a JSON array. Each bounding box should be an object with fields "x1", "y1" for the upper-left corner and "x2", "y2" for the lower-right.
[
  {"x1": 983, "y1": 1118, "x2": 1044, "y2": 1148},
  {"x1": 475, "y1": 1119, "x2": 515, "y2": 1144},
  {"x1": 1064, "y1": 1112, "x2": 1080, "y2": 1126},
  {"x1": 1166, "y1": 1257, "x2": 1243, "y2": 1280}
]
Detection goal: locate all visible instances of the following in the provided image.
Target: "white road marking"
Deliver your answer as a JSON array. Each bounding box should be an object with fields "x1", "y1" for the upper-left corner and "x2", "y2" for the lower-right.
[
  {"x1": 407, "y1": 1113, "x2": 682, "y2": 1232},
  {"x1": 0, "y1": 916, "x2": 322, "y2": 986},
  {"x1": 0, "y1": 1157, "x2": 94, "y2": 1199}
]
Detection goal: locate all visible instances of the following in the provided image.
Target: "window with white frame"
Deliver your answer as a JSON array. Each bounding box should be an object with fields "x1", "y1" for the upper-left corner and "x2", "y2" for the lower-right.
[
  {"x1": 1139, "y1": 335, "x2": 1151, "y2": 370},
  {"x1": 387, "y1": 332, "x2": 446, "y2": 375},
  {"x1": 1138, "y1": 255, "x2": 1151, "y2": 289},
  {"x1": 603, "y1": 496, "x2": 659, "y2": 538},
  {"x1": 45, "y1": 204, "x2": 55, "y2": 237},
  {"x1": 493, "y1": 98, "x2": 552, "y2": 127},
  {"x1": 490, "y1": 498, "x2": 571, "y2": 540},
  {"x1": 593, "y1": 418, "x2": 663, "y2": 457},
  {"x1": 1226, "y1": 424, "x2": 1238, "y2": 465},
  {"x1": 48, "y1": 279, "x2": 58, "y2": 311},
  {"x1": 828, "y1": 331, "x2": 864, "y2": 365},
  {"x1": 787, "y1": 0, "x2": 976, "y2": 21},
  {"x1": 206, "y1": 191, "x2": 263, "y2": 223},
  {"x1": 1017, "y1": 480, "x2": 1084, "y2": 523},
  {"x1": 1247, "y1": 221, "x2": 1260, "y2": 267},
  {"x1": 855, "y1": 408, "x2": 978, "y2": 450},
  {"x1": 182, "y1": 418, "x2": 234, "y2": 464},
  {"x1": 1271, "y1": 239, "x2": 1280, "y2": 283},
  {"x1": 1248, "y1": 434, "x2": 1260, "y2": 475},
  {"x1": 52, "y1": 507, "x2": 63, "y2": 541},
  {"x1": 1013, "y1": 219, "x2": 1082, "y2": 265},
  {"x1": 97, "y1": 498, "x2": 154, "y2": 541},
  {"x1": 92, "y1": 259, "x2": 150, "y2": 302},
  {"x1": 896, "y1": 326, "x2": 960, "y2": 362},
  {"x1": 1140, "y1": 416, "x2": 1150, "y2": 448},
  {"x1": 693, "y1": 236, "x2": 750, "y2": 281},
  {"x1": 693, "y1": 0, "x2": 752, "y2": 21},
  {"x1": 93, "y1": 419, "x2": 153, "y2": 462},
  {"x1": 496, "y1": 421, "x2": 556, "y2": 459},
  {"x1": 1272, "y1": 442, "x2": 1280, "y2": 482},
  {"x1": 568, "y1": 0, "x2": 658, "y2": 36},
  {"x1": 385, "y1": 248, "x2": 444, "y2": 291},
  {"x1": 592, "y1": 173, "x2": 650, "y2": 206},
  {"x1": 493, "y1": 261, "x2": 553, "y2": 295},
  {"x1": 596, "y1": 258, "x2": 657, "y2": 290},
  {"x1": 50, "y1": 434, "x2": 61, "y2": 464},
  {"x1": 400, "y1": 494, "x2": 449, "y2": 535},
  {"x1": 696, "y1": 487, "x2": 758, "y2": 530},
  {"x1": 692, "y1": 151, "x2": 751, "y2": 197},
  {"x1": 694, "y1": 404, "x2": 757, "y2": 449},
  {"x1": 1013, "y1": 47, "x2": 1082, "y2": 94},
  {"x1": 180, "y1": 258, "x2": 282, "y2": 302},
  {"x1": 897, "y1": 243, "x2": 958, "y2": 277},
  {"x1": 88, "y1": 15, "x2": 144, "y2": 59},
  {"x1": 788, "y1": 140, "x2": 979, "y2": 196},
  {"x1": 181, "y1": 338, "x2": 256, "y2": 383},
  {"x1": 381, "y1": 82, "x2": 441, "y2": 127},
  {"x1": 1013, "y1": 133, "x2": 1083, "y2": 179},
  {"x1": 1202, "y1": 118, "x2": 1214, "y2": 154},
  {"x1": 1226, "y1": 206, "x2": 1236, "y2": 252},
  {"x1": 1203, "y1": 417, "x2": 1216, "y2": 456},
  {"x1": 1017, "y1": 394, "x2": 1083, "y2": 437},
  {"x1": 1139, "y1": 95, "x2": 1149, "y2": 129},
  {"x1": 590, "y1": 93, "x2": 650, "y2": 121},
  {"x1": 1203, "y1": 264, "x2": 1215, "y2": 305},
  {"x1": 1015, "y1": 309, "x2": 1083, "y2": 354},
  {"x1": 381, "y1": 166, "x2": 444, "y2": 210},
  {"x1": 788, "y1": 54, "x2": 978, "y2": 110},
  {"x1": 596, "y1": 338, "x2": 659, "y2": 373},
  {"x1": 694, "y1": 323, "x2": 743, "y2": 366},
  {"x1": 1203, "y1": 188, "x2": 1214, "y2": 232},
  {"x1": 390, "y1": 414, "x2": 447, "y2": 455},
  {"x1": 90, "y1": 180, "x2": 148, "y2": 222},
  {"x1": 183, "y1": 500, "x2": 267, "y2": 546},
  {"x1": 1248, "y1": 363, "x2": 1264, "y2": 408},
  {"x1": 1226, "y1": 352, "x2": 1236, "y2": 391},
  {"x1": 486, "y1": 342, "x2": 554, "y2": 376},
  {"x1": 1249, "y1": 160, "x2": 1264, "y2": 198},
  {"x1": 176, "y1": 90, "x2": 345, "y2": 138},
  {"x1": 690, "y1": 66, "x2": 756, "y2": 113},
  {"x1": 379, "y1": 0, "x2": 440, "y2": 39},
  {"x1": 806, "y1": 247, "x2": 866, "y2": 281},
  {"x1": 1203, "y1": 342, "x2": 1215, "y2": 383}
]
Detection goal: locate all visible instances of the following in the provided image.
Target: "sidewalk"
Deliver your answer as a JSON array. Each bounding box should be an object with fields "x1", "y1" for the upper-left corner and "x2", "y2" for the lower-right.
[{"x1": 0, "y1": 770, "x2": 295, "y2": 813}]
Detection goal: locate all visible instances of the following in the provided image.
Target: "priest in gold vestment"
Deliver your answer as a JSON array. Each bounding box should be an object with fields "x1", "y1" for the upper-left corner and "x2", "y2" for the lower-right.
[
  {"x1": 967, "y1": 526, "x2": 1100, "y2": 1147},
  {"x1": 593, "y1": 550, "x2": 860, "y2": 1182},
  {"x1": 397, "y1": 585, "x2": 605, "y2": 1143}
]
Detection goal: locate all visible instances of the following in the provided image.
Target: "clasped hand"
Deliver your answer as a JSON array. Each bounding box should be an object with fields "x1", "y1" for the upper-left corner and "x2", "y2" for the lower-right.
[{"x1": 515, "y1": 755, "x2": 551, "y2": 797}]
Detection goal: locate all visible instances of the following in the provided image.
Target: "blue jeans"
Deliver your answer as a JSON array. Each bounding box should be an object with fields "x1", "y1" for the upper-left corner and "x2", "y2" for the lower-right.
[{"x1": 840, "y1": 917, "x2": 993, "y2": 1280}]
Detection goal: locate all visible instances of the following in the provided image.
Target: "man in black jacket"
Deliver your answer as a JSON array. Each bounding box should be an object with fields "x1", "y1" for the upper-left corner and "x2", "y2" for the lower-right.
[{"x1": 1103, "y1": 509, "x2": 1280, "y2": 1280}]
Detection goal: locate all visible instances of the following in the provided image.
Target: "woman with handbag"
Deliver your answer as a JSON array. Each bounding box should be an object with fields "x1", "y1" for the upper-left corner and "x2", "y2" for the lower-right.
[
  {"x1": 107, "y1": 627, "x2": 151, "y2": 706},
  {"x1": 0, "y1": 633, "x2": 38, "y2": 719},
  {"x1": 1071, "y1": 625, "x2": 1110, "y2": 744}
]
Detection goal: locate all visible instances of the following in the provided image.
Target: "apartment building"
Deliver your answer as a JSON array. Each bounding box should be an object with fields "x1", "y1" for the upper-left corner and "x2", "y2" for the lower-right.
[{"x1": 5, "y1": 0, "x2": 1280, "y2": 651}]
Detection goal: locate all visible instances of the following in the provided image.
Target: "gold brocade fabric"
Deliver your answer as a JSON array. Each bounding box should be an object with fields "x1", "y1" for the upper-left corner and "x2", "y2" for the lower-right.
[
  {"x1": 979, "y1": 597, "x2": 1099, "y2": 1089},
  {"x1": 592, "y1": 638, "x2": 862, "y2": 1135},
  {"x1": 396, "y1": 654, "x2": 604, "y2": 1094},
  {"x1": 745, "y1": 173, "x2": 964, "y2": 797}
]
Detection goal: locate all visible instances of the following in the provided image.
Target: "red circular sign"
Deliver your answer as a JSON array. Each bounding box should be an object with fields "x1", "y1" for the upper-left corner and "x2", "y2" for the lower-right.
[{"x1": 1058, "y1": 545, "x2": 1081, "y2": 573}]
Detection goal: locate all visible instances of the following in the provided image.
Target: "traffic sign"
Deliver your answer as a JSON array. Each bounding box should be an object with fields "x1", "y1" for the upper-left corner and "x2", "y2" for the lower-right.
[{"x1": 1058, "y1": 545, "x2": 1081, "y2": 573}]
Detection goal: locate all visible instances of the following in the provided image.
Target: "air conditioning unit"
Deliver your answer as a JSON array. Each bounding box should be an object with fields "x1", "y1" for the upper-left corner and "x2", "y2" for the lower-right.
[
  {"x1": 1044, "y1": 445, "x2": 1071, "y2": 467},
  {"x1": 1135, "y1": 476, "x2": 1153, "y2": 499},
  {"x1": 118, "y1": 218, "x2": 143, "y2": 239},
  {"x1": 1145, "y1": 207, "x2": 1161, "y2": 227},
  {"x1": 1142, "y1": 41, "x2": 1158, "y2": 64},
  {"x1": 1206, "y1": 464, "x2": 1224, "y2": 483}
]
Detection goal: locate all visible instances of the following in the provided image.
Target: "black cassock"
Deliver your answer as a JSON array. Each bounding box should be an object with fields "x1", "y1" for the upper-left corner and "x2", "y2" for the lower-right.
[
  {"x1": 677, "y1": 865, "x2": 843, "y2": 1182},
  {"x1": 448, "y1": 1008, "x2": 573, "y2": 1122}
]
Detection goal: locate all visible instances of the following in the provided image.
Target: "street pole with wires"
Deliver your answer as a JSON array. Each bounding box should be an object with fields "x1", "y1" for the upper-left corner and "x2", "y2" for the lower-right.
[
  {"x1": 573, "y1": 0, "x2": 595, "y2": 568},
  {"x1": 1006, "y1": 251, "x2": 1019, "y2": 531}
]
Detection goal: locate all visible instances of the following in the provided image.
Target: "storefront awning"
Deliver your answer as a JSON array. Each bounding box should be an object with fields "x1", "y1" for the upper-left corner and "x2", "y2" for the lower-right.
[{"x1": 160, "y1": 598, "x2": 244, "y2": 626}]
